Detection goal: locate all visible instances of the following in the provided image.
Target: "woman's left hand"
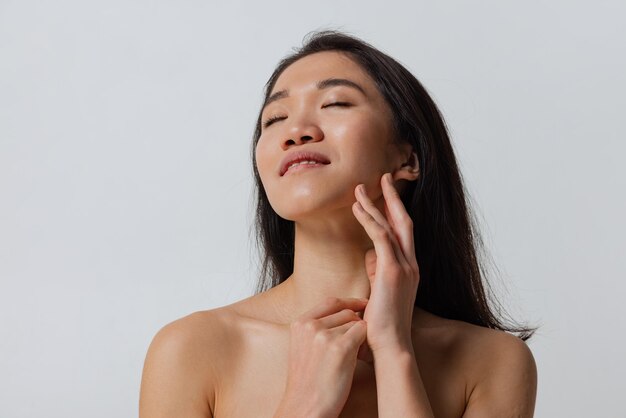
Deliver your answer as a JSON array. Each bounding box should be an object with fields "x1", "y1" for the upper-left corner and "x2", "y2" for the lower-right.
[{"x1": 352, "y1": 172, "x2": 421, "y2": 359}]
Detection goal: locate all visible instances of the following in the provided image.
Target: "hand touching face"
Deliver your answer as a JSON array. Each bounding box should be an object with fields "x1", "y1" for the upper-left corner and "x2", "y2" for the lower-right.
[
  {"x1": 254, "y1": 51, "x2": 408, "y2": 221},
  {"x1": 352, "y1": 172, "x2": 421, "y2": 355}
]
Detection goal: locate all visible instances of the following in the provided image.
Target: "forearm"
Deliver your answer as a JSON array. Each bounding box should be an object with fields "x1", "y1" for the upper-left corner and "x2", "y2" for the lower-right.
[{"x1": 373, "y1": 346, "x2": 435, "y2": 418}]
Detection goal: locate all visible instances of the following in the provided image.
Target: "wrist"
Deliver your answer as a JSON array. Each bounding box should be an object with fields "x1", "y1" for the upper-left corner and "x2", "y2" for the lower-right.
[
  {"x1": 372, "y1": 345, "x2": 419, "y2": 375},
  {"x1": 371, "y1": 339, "x2": 415, "y2": 359}
]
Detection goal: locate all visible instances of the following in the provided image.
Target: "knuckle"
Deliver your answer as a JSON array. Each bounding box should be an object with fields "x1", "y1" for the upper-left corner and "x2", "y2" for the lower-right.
[
  {"x1": 302, "y1": 320, "x2": 319, "y2": 333},
  {"x1": 404, "y1": 264, "x2": 415, "y2": 277},
  {"x1": 324, "y1": 296, "x2": 340, "y2": 307},
  {"x1": 404, "y1": 263, "x2": 414, "y2": 274},
  {"x1": 315, "y1": 330, "x2": 333, "y2": 345},
  {"x1": 290, "y1": 318, "x2": 306, "y2": 331},
  {"x1": 291, "y1": 318, "x2": 316, "y2": 334},
  {"x1": 373, "y1": 226, "x2": 388, "y2": 240},
  {"x1": 329, "y1": 339, "x2": 349, "y2": 354}
]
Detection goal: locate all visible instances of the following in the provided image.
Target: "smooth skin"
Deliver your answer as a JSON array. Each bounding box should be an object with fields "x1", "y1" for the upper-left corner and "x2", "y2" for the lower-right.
[
  {"x1": 277, "y1": 171, "x2": 431, "y2": 418},
  {"x1": 353, "y1": 173, "x2": 421, "y2": 355},
  {"x1": 351, "y1": 172, "x2": 436, "y2": 417},
  {"x1": 139, "y1": 50, "x2": 537, "y2": 418},
  {"x1": 275, "y1": 297, "x2": 369, "y2": 418}
]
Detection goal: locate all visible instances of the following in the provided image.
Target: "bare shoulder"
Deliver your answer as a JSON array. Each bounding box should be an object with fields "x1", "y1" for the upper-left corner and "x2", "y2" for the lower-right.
[
  {"x1": 417, "y1": 311, "x2": 536, "y2": 378},
  {"x1": 411, "y1": 309, "x2": 537, "y2": 417},
  {"x1": 139, "y1": 307, "x2": 237, "y2": 418},
  {"x1": 455, "y1": 321, "x2": 538, "y2": 418}
]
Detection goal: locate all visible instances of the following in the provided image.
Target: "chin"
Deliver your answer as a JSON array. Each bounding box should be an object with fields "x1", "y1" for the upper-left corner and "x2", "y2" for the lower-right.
[
  {"x1": 272, "y1": 196, "x2": 356, "y2": 224},
  {"x1": 264, "y1": 179, "x2": 357, "y2": 221},
  {"x1": 273, "y1": 203, "x2": 325, "y2": 222}
]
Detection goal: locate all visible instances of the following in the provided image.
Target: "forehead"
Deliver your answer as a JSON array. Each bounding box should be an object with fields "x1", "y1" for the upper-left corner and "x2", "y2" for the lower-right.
[{"x1": 270, "y1": 51, "x2": 377, "y2": 97}]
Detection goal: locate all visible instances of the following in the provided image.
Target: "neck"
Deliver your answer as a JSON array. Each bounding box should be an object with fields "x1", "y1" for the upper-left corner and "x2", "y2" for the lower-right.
[{"x1": 270, "y1": 204, "x2": 376, "y2": 323}]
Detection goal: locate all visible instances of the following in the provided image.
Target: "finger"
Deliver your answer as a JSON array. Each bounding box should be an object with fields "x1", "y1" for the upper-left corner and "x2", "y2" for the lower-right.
[
  {"x1": 355, "y1": 184, "x2": 405, "y2": 263},
  {"x1": 327, "y1": 319, "x2": 363, "y2": 336},
  {"x1": 355, "y1": 184, "x2": 390, "y2": 231},
  {"x1": 381, "y1": 173, "x2": 416, "y2": 261},
  {"x1": 339, "y1": 320, "x2": 367, "y2": 349},
  {"x1": 317, "y1": 308, "x2": 361, "y2": 329},
  {"x1": 384, "y1": 202, "x2": 415, "y2": 265},
  {"x1": 301, "y1": 297, "x2": 368, "y2": 321},
  {"x1": 355, "y1": 184, "x2": 409, "y2": 266},
  {"x1": 352, "y1": 199, "x2": 402, "y2": 267},
  {"x1": 382, "y1": 199, "x2": 410, "y2": 268}
]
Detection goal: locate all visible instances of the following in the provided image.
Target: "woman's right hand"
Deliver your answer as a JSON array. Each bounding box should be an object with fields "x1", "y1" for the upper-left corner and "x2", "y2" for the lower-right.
[{"x1": 274, "y1": 296, "x2": 369, "y2": 418}]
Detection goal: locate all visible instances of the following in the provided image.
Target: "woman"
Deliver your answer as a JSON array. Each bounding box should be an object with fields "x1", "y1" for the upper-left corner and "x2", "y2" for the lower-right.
[{"x1": 139, "y1": 30, "x2": 538, "y2": 418}]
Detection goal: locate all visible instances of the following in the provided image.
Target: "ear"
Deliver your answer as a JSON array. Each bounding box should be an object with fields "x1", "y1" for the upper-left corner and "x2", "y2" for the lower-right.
[{"x1": 392, "y1": 149, "x2": 420, "y2": 182}]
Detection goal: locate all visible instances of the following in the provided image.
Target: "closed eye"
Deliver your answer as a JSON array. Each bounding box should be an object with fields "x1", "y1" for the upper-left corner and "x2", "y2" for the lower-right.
[
  {"x1": 323, "y1": 101, "x2": 352, "y2": 108},
  {"x1": 262, "y1": 102, "x2": 353, "y2": 129},
  {"x1": 262, "y1": 114, "x2": 286, "y2": 128}
]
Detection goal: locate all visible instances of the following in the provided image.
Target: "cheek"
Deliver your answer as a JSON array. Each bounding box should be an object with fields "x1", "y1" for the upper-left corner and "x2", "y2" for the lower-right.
[
  {"x1": 254, "y1": 140, "x2": 273, "y2": 184},
  {"x1": 331, "y1": 117, "x2": 391, "y2": 165},
  {"x1": 332, "y1": 119, "x2": 394, "y2": 193}
]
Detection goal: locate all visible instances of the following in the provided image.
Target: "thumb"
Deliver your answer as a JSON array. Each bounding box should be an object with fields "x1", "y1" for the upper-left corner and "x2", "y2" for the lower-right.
[{"x1": 365, "y1": 249, "x2": 377, "y2": 282}]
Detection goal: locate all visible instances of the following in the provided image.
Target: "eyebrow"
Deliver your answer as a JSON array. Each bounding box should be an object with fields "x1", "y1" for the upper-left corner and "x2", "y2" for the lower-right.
[{"x1": 262, "y1": 78, "x2": 367, "y2": 112}]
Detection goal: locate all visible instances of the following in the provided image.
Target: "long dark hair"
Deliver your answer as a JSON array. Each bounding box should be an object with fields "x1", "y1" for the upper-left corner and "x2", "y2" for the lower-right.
[{"x1": 249, "y1": 29, "x2": 538, "y2": 341}]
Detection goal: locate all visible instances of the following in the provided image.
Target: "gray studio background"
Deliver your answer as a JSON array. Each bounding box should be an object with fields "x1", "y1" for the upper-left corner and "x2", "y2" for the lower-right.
[{"x1": 1, "y1": 1, "x2": 624, "y2": 417}]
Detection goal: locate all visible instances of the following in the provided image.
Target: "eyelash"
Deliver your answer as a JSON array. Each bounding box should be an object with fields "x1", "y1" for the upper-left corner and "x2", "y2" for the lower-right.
[{"x1": 262, "y1": 102, "x2": 352, "y2": 128}]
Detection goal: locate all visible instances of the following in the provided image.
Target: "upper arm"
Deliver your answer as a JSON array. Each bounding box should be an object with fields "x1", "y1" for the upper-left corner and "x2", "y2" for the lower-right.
[
  {"x1": 139, "y1": 312, "x2": 221, "y2": 418},
  {"x1": 462, "y1": 332, "x2": 538, "y2": 418}
]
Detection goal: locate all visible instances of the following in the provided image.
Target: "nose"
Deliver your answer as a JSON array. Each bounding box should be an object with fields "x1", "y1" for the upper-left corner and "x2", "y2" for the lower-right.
[{"x1": 281, "y1": 115, "x2": 324, "y2": 150}]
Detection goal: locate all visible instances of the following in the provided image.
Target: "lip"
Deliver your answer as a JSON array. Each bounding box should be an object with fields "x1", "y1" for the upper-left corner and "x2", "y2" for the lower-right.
[{"x1": 279, "y1": 150, "x2": 331, "y2": 176}]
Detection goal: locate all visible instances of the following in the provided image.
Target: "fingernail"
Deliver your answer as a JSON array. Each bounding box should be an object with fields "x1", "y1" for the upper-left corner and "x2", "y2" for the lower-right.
[{"x1": 385, "y1": 173, "x2": 392, "y2": 183}]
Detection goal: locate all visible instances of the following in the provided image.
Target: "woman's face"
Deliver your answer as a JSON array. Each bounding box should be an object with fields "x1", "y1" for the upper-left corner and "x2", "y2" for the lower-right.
[{"x1": 255, "y1": 50, "x2": 409, "y2": 221}]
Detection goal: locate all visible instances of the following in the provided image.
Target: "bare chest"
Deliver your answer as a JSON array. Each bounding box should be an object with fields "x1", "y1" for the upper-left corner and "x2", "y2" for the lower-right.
[{"x1": 213, "y1": 329, "x2": 467, "y2": 418}]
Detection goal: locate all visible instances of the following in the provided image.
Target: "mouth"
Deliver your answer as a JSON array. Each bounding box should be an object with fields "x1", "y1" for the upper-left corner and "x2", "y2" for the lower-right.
[
  {"x1": 283, "y1": 161, "x2": 330, "y2": 176},
  {"x1": 279, "y1": 151, "x2": 332, "y2": 176}
]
